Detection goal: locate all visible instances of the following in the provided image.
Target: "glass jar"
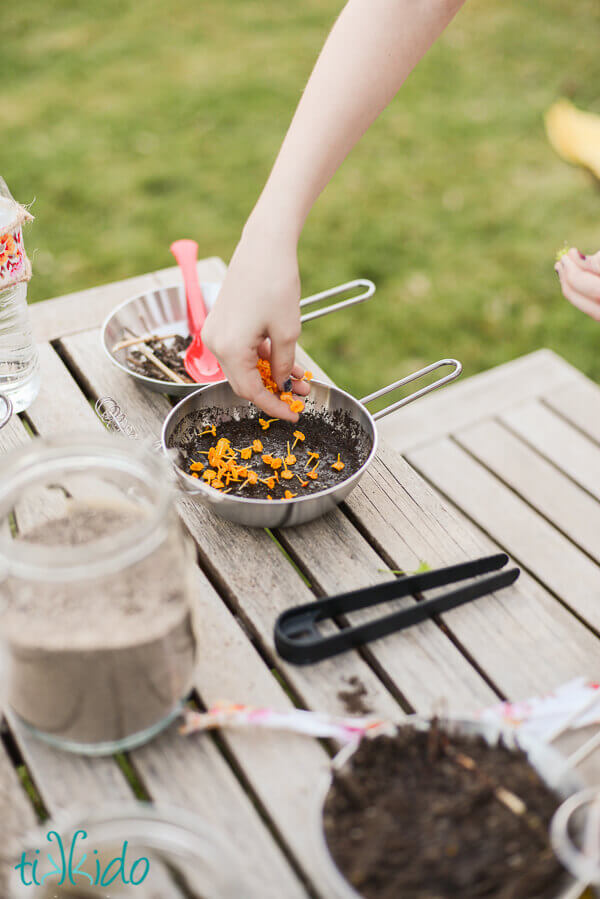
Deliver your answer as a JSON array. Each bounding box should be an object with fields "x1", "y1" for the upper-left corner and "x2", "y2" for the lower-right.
[
  {"x1": 0, "y1": 179, "x2": 40, "y2": 412},
  {"x1": 551, "y1": 788, "x2": 600, "y2": 888},
  {"x1": 0, "y1": 391, "x2": 11, "y2": 429},
  {"x1": 9, "y1": 801, "x2": 241, "y2": 898},
  {"x1": 0, "y1": 433, "x2": 200, "y2": 755},
  {"x1": 0, "y1": 281, "x2": 40, "y2": 412}
]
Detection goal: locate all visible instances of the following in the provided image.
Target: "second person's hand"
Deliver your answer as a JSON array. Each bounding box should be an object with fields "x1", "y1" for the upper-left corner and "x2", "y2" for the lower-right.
[
  {"x1": 202, "y1": 221, "x2": 310, "y2": 422},
  {"x1": 556, "y1": 247, "x2": 600, "y2": 321}
]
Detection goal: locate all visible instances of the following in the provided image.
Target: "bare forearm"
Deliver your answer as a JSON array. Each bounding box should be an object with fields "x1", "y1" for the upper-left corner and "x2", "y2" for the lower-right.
[{"x1": 249, "y1": 0, "x2": 466, "y2": 238}]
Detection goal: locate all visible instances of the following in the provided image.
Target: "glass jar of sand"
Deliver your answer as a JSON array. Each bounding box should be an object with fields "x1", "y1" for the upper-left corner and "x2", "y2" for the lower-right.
[{"x1": 0, "y1": 433, "x2": 199, "y2": 755}]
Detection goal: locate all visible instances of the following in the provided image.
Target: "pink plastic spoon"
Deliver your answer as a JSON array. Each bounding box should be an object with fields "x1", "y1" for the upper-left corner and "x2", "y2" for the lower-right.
[{"x1": 170, "y1": 239, "x2": 224, "y2": 383}]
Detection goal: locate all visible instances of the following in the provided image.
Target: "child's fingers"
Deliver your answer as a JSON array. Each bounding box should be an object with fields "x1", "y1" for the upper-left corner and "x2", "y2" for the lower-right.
[
  {"x1": 557, "y1": 268, "x2": 600, "y2": 322},
  {"x1": 222, "y1": 356, "x2": 299, "y2": 421},
  {"x1": 560, "y1": 255, "x2": 600, "y2": 301},
  {"x1": 567, "y1": 247, "x2": 600, "y2": 275},
  {"x1": 256, "y1": 342, "x2": 310, "y2": 394},
  {"x1": 290, "y1": 378, "x2": 310, "y2": 397},
  {"x1": 241, "y1": 370, "x2": 300, "y2": 421},
  {"x1": 291, "y1": 361, "x2": 306, "y2": 380}
]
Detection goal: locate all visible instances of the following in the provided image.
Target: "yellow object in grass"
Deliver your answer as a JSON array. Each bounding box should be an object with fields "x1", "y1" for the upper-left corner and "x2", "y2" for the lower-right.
[{"x1": 545, "y1": 99, "x2": 600, "y2": 181}]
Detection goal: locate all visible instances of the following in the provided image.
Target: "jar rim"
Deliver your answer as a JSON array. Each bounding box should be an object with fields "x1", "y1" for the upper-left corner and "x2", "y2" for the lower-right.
[
  {"x1": 0, "y1": 433, "x2": 173, "y2": 581},
  {"x1": 11, "y1": 800, "x2": 240, "y2": 896},
  {"x1": 0, "y1": 393, "x2": 11, "y2": 429}
]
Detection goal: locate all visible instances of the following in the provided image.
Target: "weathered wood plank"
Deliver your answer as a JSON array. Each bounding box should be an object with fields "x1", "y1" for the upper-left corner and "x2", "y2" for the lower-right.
[
  {"x1": 187, "y1": 569, "x2": 335, "y2": 896},
  {"x1": 0, "y1": 408, "x2": 29, "y2": 454},
  {"x1": 406, "y1": 438, "x2": 600, "y2": 631},
  {"x1": 30, "y1": 257, "x2": 226, "y2": 342},
  {"x1": 151, "y1": 257, "x2": 227, "y2": 289},
  {"x1": 343, "y1": 441, "x2": 600, "y2": 699},
  {"x1": 377, "y1": 349, "x2": 580, "y2": 454},
  {"x1": 278, "y1": 509, "x2": 497, "y2": 716},
  {"x1": 130, "y1": 722, "x2": 308, "y2": 899},
  {"x1": 26, "y1": 342, "x2": 99, "y2": 434},
  {"x1": 5, "y1": 710, "x2": 136, "y2": 813},
  {"x1": 30, "y1": 272, "x2": 160, "y2": 344},
  {"x1": 501, "y1": 400, "x2": 600, "y2": 502},
  {"x1": 455, "y1": 418, "x2": 600, "y2": 563},
  {"x1": 14, "y1": 336, "x2": 314, "y2": 896},
  {"x1": 544, "y1": 375, "x2": 600, "y2": 445},
  {"x1": 0, "y1": 739, "x2": 39, "y2": 893}
]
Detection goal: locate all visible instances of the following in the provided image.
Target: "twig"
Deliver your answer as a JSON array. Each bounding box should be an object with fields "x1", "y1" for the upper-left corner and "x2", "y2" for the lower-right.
[
  {"x1": 444, "y1": 743, "x2": 530, "y2": 819},
  {"x1": 135, "y1": 343, "x2": 185, "y2": 383},
  {"x1": 112, "y1": 331, "x2": 181, "y2": 352},
  {"x1": 123, "y1": 328, "x2": 186, "y2": 384}
]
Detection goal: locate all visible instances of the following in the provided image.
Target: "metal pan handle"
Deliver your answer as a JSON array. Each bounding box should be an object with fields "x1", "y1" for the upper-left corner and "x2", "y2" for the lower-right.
[
  {"x1": 299, "y1": 279, "x2": 375, "y2": 323},
  {"x1": 360, "y1": 358, "x2": 462, "y2": 421}
]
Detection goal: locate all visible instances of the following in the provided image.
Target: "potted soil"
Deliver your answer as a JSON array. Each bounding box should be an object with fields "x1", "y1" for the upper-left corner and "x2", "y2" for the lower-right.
[{"x1": 320, "y1": 720, "x2": 582, "y2": 899}]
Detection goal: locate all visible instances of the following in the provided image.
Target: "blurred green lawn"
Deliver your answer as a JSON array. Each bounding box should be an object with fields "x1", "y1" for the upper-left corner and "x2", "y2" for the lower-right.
[{"x1": 4, "y1": 0, "x2": 600, "y2": 396}]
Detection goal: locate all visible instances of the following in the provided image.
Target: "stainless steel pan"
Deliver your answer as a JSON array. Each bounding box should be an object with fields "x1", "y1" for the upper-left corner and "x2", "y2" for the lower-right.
[
  {"x1": 161, "y1": 359, "x2": 462, "y2": 528},
  {"x1": 102, "y1": 279, "x2": 375, "y2": 397}
]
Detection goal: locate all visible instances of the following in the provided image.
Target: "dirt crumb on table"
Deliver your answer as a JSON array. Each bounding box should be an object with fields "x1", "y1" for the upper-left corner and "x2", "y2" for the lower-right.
[{"x1": 337, "y1": 676, "x2": 372, "y2": 715}]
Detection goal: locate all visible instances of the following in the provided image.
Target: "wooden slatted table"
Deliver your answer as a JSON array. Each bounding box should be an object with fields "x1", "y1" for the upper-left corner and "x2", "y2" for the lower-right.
[{"x1": 0, "y1": 256, "x2": 599, "y2": 896}]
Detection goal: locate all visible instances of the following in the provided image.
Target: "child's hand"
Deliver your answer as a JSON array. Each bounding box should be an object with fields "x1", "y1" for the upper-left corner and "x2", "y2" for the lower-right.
[
  {"x1": 202, "y1": 224, "x2": 309, "y2": 422},
  {"x1": 555, "y1": 247, "x2": 600, "y2": 321}
]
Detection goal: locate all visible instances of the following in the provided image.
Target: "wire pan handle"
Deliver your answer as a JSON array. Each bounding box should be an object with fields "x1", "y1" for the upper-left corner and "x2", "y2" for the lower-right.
[
  {"x1": 299, "y1": 279, "x2": 375, "y2": 323},
  {"x1": 360, "y1": 358, "x2": 462, "y2": 421}
]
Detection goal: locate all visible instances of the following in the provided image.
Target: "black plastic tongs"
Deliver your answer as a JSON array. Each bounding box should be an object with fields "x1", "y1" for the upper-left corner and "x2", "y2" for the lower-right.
[{"x1": 275, "y1": 553, "x2": 519, "y2": 665}]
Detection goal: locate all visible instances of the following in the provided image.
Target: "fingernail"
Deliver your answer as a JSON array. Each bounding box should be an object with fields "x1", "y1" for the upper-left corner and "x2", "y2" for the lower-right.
[
  {"x1": 283, "y1": 377, "x2": 292, "y2": 392},
  {"x1": 580, "y1": 253, "x2": 587, "y2": 260},
  {"x1": 554, "y1": 266, "x2": 560, "y2": 276}
]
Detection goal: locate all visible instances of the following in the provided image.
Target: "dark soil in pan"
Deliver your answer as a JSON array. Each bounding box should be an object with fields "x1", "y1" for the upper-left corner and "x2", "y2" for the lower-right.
[
  {"x1": 126, "y1": 334, "x2": 194, "y2": 382},
  {"x1": 168, "y1": 405, "x2": 371, "y2": 500},
  {"x1": 323, "y1": 723, "x2": 565, "y2": 899}
]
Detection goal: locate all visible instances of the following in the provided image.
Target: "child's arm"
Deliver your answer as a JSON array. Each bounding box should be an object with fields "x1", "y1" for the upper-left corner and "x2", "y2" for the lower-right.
[
  {"x1": 556, "y1": 248, "x2": 600, "y2": 322},
  {"x1": 203, "y1": 0, "x2": 466, "y2": 420}
]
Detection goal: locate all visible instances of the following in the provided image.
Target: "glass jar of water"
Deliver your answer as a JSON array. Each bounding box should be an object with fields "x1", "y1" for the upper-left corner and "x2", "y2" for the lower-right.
[{"x1": 0, "y1": 180, "x2": 40, "y2": 412}]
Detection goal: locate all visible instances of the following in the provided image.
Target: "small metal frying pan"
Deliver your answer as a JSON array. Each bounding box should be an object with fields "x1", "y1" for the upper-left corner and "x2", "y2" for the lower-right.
[
  {"x1": 102, "y1": 279, "x2": 375, "y2": 397},
  {"x1": 161, "y1": 358, "x2": 462, "y2": 528}
]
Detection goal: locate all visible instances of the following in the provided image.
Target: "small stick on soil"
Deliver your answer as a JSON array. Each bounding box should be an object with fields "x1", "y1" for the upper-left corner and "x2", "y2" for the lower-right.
[
  {"x1": 112, "y1": 331, "x2": 180, "y2": 352},
  {"x1": 123, "y1": 328, "x2": 186, "y2": 384},
  {"x1": 134, "y1": 342, "x2": 186, "y2": 383},
  {"x1": 448, "y1": 748, "x2": 528, "y2": 816}
]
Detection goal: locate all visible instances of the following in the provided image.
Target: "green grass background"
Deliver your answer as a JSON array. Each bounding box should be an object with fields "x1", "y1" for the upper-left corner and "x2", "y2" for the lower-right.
[{"x1": 4, "y1": 0, "x2": 600, "y2": 397}]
